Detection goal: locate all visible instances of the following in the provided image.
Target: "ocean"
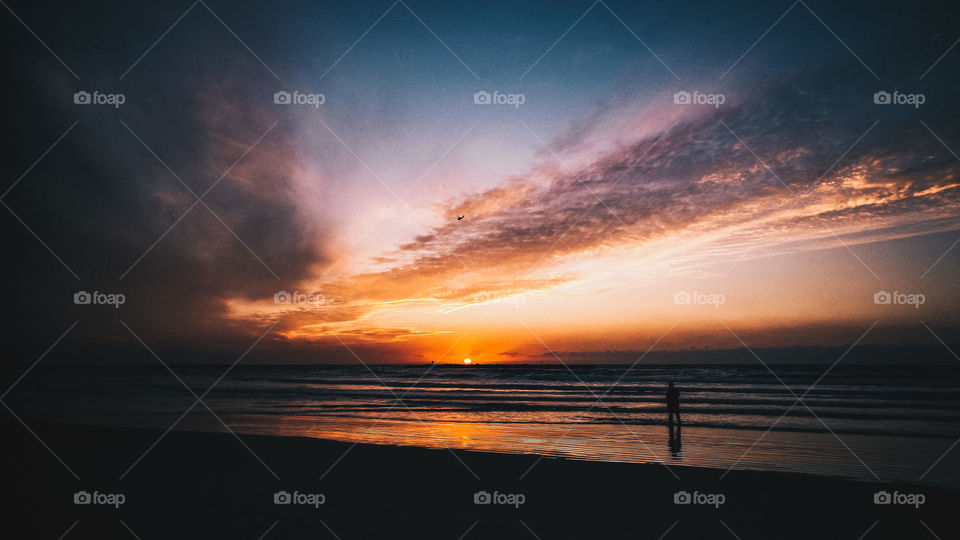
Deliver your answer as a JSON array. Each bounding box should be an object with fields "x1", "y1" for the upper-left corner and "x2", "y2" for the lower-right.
[{"x1": 7, "y1": 363, "x2": 960, "y2": 489}]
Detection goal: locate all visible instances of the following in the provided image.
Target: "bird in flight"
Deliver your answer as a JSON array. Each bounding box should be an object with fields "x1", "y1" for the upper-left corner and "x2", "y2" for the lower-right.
[{"x1": 457, "y1": 215, "x2": 465, "y2": 221}]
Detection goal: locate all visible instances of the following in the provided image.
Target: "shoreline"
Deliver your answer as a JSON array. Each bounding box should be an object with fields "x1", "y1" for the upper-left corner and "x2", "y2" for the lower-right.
[
  {"x1": 9, "y1": 419, "x2": 959, "y2": 539},
  {"x1": 27, "y1": 413, "x2": 958, "y2": 490}
]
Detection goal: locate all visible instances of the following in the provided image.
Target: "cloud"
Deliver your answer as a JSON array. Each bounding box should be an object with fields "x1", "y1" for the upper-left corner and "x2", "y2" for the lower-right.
[
  {"x1": 253, "y1": 64, "x2": 960, "y2": 343},
  {"x1": 5, "y1": 3, "x2": 958, "y2": 361},
  {"x1": 2, "y1": 58, "x2": 334, "y2": 355}
]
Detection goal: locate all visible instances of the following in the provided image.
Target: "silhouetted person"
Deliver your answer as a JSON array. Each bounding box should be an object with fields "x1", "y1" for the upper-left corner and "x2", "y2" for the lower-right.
[{"x1": 666, "y1": 382, "x2": 681, "y2": 425}]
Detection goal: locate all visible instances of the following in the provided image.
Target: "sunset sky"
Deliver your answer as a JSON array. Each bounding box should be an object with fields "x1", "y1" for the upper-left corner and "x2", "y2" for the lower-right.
[{"x1": 3, "y1": 0, "x2": 959, "y2": 363}]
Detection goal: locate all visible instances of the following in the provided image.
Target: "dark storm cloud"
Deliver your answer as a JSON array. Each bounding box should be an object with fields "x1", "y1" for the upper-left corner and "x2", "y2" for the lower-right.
[{"x1": 1, "y1": 2, "x2": 332, "y2": 361}]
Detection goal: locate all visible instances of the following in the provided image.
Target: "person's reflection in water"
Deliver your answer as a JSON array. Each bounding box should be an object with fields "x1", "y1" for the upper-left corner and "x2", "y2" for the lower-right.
[{"x1": 668, "y1": 421, "x2": 682, "y2": 457}]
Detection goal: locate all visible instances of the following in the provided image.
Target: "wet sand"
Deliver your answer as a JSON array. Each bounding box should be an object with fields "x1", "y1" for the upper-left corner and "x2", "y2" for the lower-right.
[
  {"x1": 9, "y1": 419, "x2": 958, "y2": 539},
  {"x1": 187, "y1": 413, "x2": 960, "y2": 489}
]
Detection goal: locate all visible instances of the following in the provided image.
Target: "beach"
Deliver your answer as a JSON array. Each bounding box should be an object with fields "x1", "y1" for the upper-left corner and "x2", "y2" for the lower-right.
[{"x1": 9, "y1": 418, "x2": 957, "y2": 539}]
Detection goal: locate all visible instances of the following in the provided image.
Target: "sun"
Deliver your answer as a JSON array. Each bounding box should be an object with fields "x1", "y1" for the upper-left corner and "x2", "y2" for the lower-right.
[{"x1": 463, "y1": 358, "x2": 472, "y2": 364}]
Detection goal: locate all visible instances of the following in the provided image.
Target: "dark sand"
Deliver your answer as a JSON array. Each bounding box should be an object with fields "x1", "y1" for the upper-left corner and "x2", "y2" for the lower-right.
[{"x1": 8, "y1": 417, "x2": 957, "y2": 539}]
